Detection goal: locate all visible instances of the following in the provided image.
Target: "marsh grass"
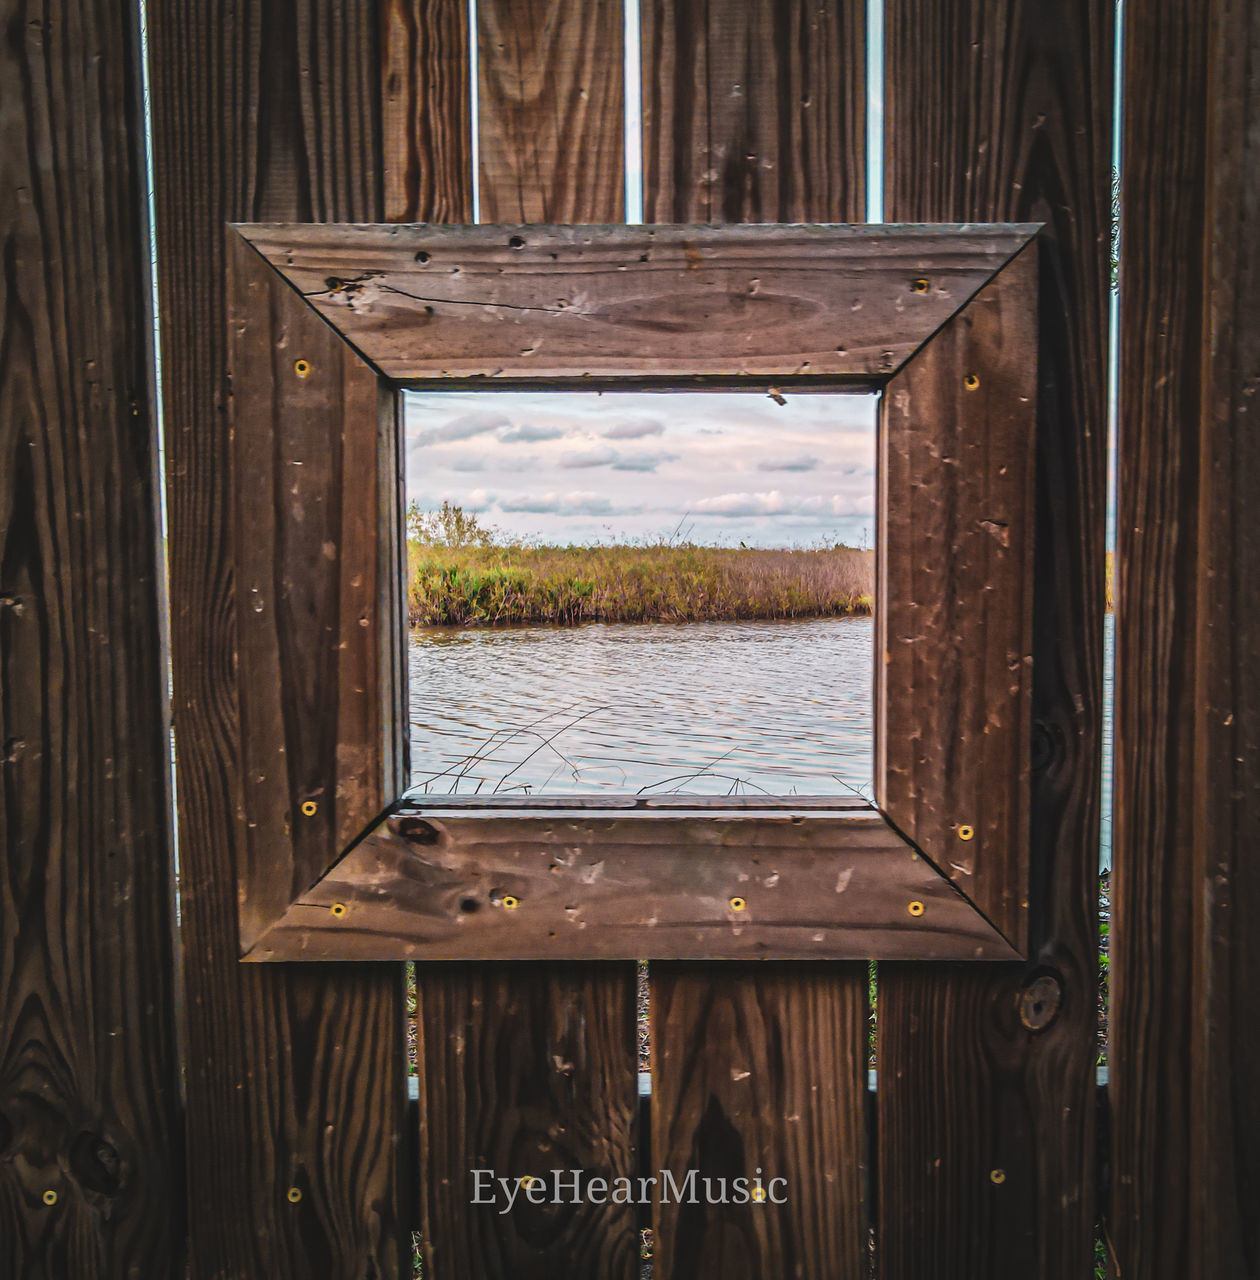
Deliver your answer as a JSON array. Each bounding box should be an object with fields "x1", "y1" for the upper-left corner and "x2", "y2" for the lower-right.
[{"x1": 407, "y1": 541, "x2": 875, "y2": 626}]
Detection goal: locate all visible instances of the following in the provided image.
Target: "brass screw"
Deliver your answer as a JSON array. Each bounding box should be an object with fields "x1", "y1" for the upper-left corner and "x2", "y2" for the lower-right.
[
  {"x1": 911, "y1": 278, "x2": 930, "y2": 293},
  {"x1": 42, "y1": 1190, "x2": 58, "y2": 1206},
  {"x1": 751, "y1": 1186, "x2": 766, "y2": 1202},
  {"x1": 294, "y1": 359, "x2": 312, "y2": 377},
  {"x1": 958, "y1": 824, "x2": 975, "y2": 841},
  {"x1": 990, "y1": 1169, "x2": 1007, "y2": 1185},
  {"x1": 907, "y1": 900, "x2": 925, "y2": 917},
  {"x1": 729, "y1": 896, "x2": 747, "y2": 913},
  {"x1": 330, "y1": 903, "x2": 347, "y2": 918},
  {"x1": 964, "y1": 373, "x2": 980, "y2": 391},
  {"x1": 502, "y1": 895, "x2": 520, "y2": 910},
  {"x1": 519, "y1": 1175, "x2": 538, "y2": 1189},
  {"x1": 287, "y1": 1186, "x2": 303, "y2": 1203},
  {"x1": 300, "y1": 799, "x2": 318, "y2": 817}
]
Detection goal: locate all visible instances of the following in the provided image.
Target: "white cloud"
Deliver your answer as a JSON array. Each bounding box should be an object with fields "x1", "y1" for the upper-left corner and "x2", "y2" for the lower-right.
[
  {"x1": 757, "y1": 454, "x2": 821, "y2": 472},
  {"x1": 559, "y1": 445, "x2": 619, "y2": 469},
  {"x1": 500, "y1": 423, "x2": 566, "y2": 443},
  {"x1": 411, "y1": 409, "x2": 511, "y2": 447},
  {"x1": 447, "y1": 455, "x2": 487, "y2": 472},
  {"x1": 603, "y1": 417, "x2": 665, "y2": 440},
  {"x1": 612, "y1": 450, "x2": 678, "y2": 472},
  {"x1": 497, "y1": 491, "x2": 627, "y2": 517}
]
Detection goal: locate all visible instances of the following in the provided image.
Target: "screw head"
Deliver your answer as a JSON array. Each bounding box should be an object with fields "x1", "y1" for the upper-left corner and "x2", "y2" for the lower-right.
[
  {"x1": 964, "y1": 373, "x2": 980, "y2": 391},
  {"x1": 729, "y1": 896, "x2": 747, "y2": 913},
  {"x1": 911, "y1": 277, "x2": 930, "y2": 293},
  {"x1": 300, "y1": 799, "x2": 318, "y2": 817},
  {"x1": 502, "y1": 895, "x2": 520, "y2": 910},
  {"x1": 958, "y1": 824, "x2": 975, "y2": 841},
  {"x1": 990, "y1": 1168, "x2": 1007, "y2": 1185},
  {"x1": 907, "y1": 900, "x2": 925, "y2": 917},
  {"x1": 294, "y1": 359, "x2": 312, "y2": 377},
  {"x1": 287, "y1": 1186, "x2": 303, "y2": 1203},
  {"x1": 330, "y1": 902, "x2": 347, "y2": 918},
  {"x1": 42, "y1": 1189, "x2": 58, "y2": 1206}
]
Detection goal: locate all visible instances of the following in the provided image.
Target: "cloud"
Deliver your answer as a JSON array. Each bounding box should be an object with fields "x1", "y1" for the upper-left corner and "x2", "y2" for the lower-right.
[
  {"x1": 603, "y1": 417, "x2": 664, "y2": 440},
  {"x1": 499, "y1": 423, "x2": 566, "y2": 443},
  {"x1": 757, "y1": 454, "x2": 821, "y2": 473},
  {"x1": 448, "y1": 455, "x2": 487, "y2": 472},
  {"x1": 498, "y1": 491, "x2": 626, "y2": 516},
  {"x1": 612, "y1": 450, "x2": 678, "y2": 472},
  {"x1": 411, "y1": 409, "x2": 511, "y2": 447},
  {"x1": 559, "y1": 445, "x2": 619, "y2": 469},
  {"x1": 693, "y1": 490, "x2": 869, "y2": 518}
]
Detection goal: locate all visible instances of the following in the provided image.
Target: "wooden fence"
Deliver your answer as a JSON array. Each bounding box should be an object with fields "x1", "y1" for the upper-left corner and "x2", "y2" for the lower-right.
[{"x1": 0, "y1": 0, "x2": 1255, "y2": 1276}]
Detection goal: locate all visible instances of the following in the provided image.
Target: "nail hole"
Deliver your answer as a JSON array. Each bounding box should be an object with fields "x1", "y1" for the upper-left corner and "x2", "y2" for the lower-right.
[
  {"x1": 508, "y1": 235, "x2": 525, "y2": 249},
  {"x1": 414, "y1": 250, "x2": 431, "y2": 264},
  {"x1": 324, "y1": 277, "x2": 343, "y2": 292},
  {"x1": 911, "y1": 278, "x2": 929, "y2": 293},
  {"x1": 294, "y1": 359, "x2": 311, "y2": 377},
  {"x1": 459, "y1": 897, "x2": 479, "y2": 914},
  {"x1": 300, "y1": 800, "x2": 318, "y2": 817},
  {"x1": 964, "y1": 373, "x2": 980, "y2": 390}
]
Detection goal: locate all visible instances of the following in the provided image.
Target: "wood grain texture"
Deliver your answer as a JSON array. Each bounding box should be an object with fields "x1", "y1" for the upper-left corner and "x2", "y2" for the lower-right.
[
  {"x1": 416, "y1": 965, "x2": 638, "y2": 1279},
  {"x1": 879, "y1": 2, "x2": 1113, "y2": 1276},
  {"x1": 229, "y1": 232, "x2": 404, "y2": 948},
  {"x1": 146, "y1": 3, "x2": 408, "y2": 1275},
  {"x1": 0, "y1": 2, "x2": 182, "y2": 1274},
  {"x1": 649, "y1": 965, "x2": 867, "y2": 1280},
  {"x1": 237, "y1": 221, "x2": 1038, "y2": 382},
  {"x1": 1190, "y1": 0, "x2": 1260, "y2": 1271},
  {"x1": 245, "y1": 802, "x2": 1018, "y2": 961},
  {"x1": 642, "y1": 21, "x2": 870, "y2": 1277},
  {"x1": 411, "y1": 26, "x2": 638, "y2": 1276},
  {"x1": 641, "y1": 0, "x2": 866, "y2": 223},
  {"x1": 1111, "y1": 0, "x2": 1260, "y2": 1274},
  {"x1": 877, "y1": 248, "x2": 1038, "y2": 950},
  {"x1": 476, "y1": 0, "x2": 624, "y2": 221},
  {"x1": 382, "y1": 0, "x2": 473, "y2": 222}
]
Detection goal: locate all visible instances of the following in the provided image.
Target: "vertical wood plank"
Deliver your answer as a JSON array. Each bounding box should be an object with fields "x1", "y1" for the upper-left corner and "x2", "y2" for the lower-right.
[
  {"x1": 417, "y1": 966, "x2": 638, "y2": 1279},
  {"x1": 650, "y1": 966, "x2": 867, "y2": 1280},
  {"x1": 1190, "y1": 1, "x2": 1260, "y2": 1271},
  {"x1": 644, "y1": 7, "x2": 869, "y2": 1276},
  {"x1": 147, "y1": 3, "x2": 408, "y2": 1275},
  {"x1": 879, "y1": 2, "x2": 1113, "y2": 1276},
  {"x1": 476, "y1": 0, "x2": 625, "y2": 222},
  {"x1": 0, "y1": 1, "x2": 182, "y2": 1274},
  {"x1": 409, "y1": 8, "x2": 638, "y2": 1275},
  {"x1": 381, "y1": 0, "x2": 473, "y2": 222},
  {"x1": 1111, "y1": 0, "x2": 1260, "y2": 1275},
  {"x1": 641, "y1": 0, "x2": 866, "y2": 223}
]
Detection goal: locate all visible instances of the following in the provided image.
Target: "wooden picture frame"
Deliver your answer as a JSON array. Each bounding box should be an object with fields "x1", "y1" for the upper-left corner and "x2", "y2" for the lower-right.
[{"x1": 226, "y1": 223, "x2": 1040, "y2": 963}]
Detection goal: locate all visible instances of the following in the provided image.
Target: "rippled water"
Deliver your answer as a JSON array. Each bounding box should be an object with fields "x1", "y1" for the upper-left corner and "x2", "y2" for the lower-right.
[{"x1": 408, "y1": 616, "x2": 875, "y2": 799}]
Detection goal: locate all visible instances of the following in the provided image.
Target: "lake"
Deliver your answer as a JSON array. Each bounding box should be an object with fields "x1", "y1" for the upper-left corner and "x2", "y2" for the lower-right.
[{"x1": 408, "y1": 614, "x2": 1115, "y2": 865}]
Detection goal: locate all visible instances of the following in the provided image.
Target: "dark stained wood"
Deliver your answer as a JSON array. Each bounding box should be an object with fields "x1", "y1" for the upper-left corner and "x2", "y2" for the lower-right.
[
  {"x1": 642, "y1": 23, "x2": 871, "y2": 1278},
  {"x1": 879, "y1": 1, "x2": 1113, "y2": 1276},
  {"x1": 381, "y1": 0, "x2": 473, "y2": 222},
  {"x1": 641, "y1": 0, "x2": 866, "y2": 223},
  {"x1": 1188, "y1": 1, "x2": 1260, "y2": 1271},
  {"x1": 411, "y1": 24, "x2": 639, "y2": 1275},
  {"x1": 245, "y1": 803, "x2": 1018, "y2": 961},
  {"x1": 1111, "y1": 0, "x2": 1260, "y2": 1275},
  {"x1": 0, "y1": 1, "x2": 182, "y2": 1273},
  {"x1": 228, "y1": 231, "x2": 404, "y2": 948},
  {"x1": 877, "y1": 247, "x2": 1038, "y2": 950},
  {"x1": 146, "y1": 2, "x2": 408, "y2": 1275},
  {"x1": 649, "y1": 965, "x2": 867, "y2": 1280},
  {"x1": 236, "y1": 221, "x2": 1038, "y2": 383},
  {"x1": 416, "y1": 965, "x2": 638, "y2": 1279},
  {"x1": 476, "y1": 0, "x2": 624, "y2": 222}
]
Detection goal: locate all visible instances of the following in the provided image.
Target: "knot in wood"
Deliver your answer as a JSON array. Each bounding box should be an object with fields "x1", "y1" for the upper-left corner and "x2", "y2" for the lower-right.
[{"x1": 1018, "y1": 975, "x2": 1063, "y2": 1030}]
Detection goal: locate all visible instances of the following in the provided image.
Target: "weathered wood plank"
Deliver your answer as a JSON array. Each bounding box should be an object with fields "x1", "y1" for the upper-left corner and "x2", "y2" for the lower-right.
[
  {"x1": 417, "y1": 965, "x2": 638, "y2": 1279},
  {"x1": 641, "y1": 0, "x2": 866, "y2": 223},
  {"x1": 1111, "y1": 0, "x2": 1260, "y2": 1274},
  {"x1": 476, "y1": 0, "x2": 624, "y2": 222},
  {"x1": 642, "y1": 20, "x2": 870, "y2": 1277},
  {"x1": 228, "y1": 232, "x2": 404, "y2": 948},
  {"x1": 878, "y1": 1, "x2": 1113, "y2": 1275},
  {"x1": 236, "y1": 221, "x2": 1038, "y2": 383},
  {"x1": 1188, "y1": 1, "x2": 1260, "y2": 1272},
  {"x1": 245, "y1": 807, "x2": 1018, "y2": 961},
  {"x1": 146, "y1": 2, "x2": 408, "y2": 1274},
  {"x1": 412, "y1": 20, "x2": 638, "y2": 1275},
  {"x1": 382, "y1": 0, "x2": 473, "y2": 222},
  {"x1": 0, "y1": 1, "x2": 181, "y2": 1273},
  {"x1": 877, "y1": 246, "x2": 1038, "y2": 950},
  {"x1": 650, "y1": 965, "x2": 867, "y2": 1280}
]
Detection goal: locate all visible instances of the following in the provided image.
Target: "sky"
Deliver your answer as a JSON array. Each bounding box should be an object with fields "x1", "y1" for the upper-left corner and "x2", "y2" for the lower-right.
[{"x1": 403, "y1": 390, "x2": 878, "y2": 547}]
